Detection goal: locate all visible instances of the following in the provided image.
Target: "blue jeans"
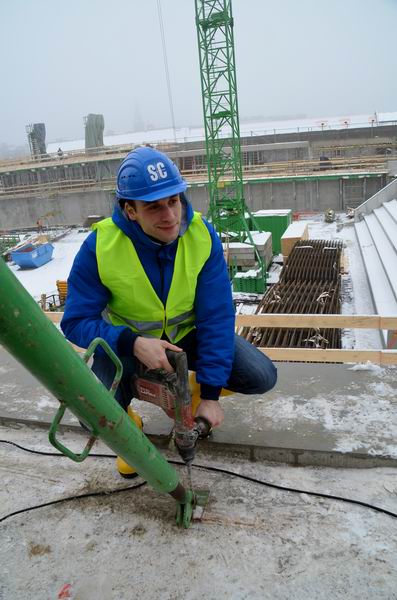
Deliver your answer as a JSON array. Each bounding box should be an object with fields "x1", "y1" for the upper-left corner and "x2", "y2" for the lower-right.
[{"x1": 92, "y1": 333, "x2": 277, "y2": 411}]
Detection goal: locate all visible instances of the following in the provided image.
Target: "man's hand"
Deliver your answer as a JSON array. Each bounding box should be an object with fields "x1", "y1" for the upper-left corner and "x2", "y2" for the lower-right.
[
  {"x1": 133, "y1": 337, "x2": 182, "y2": 372},
  {"x1": 195, "y1": 399, "x2": 224, "y2": 428}
]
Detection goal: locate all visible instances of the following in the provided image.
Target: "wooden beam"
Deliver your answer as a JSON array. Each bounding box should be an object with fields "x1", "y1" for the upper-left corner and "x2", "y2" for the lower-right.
[
  {"x1": 261, "y1": 347, "x2": 397, "y2": 365},
  {"x1": 45, "y1": 311, "x2": 63, "y2": 323},
  {"x1": 44, "y1": 312, "x2": 397, "y2": 364},
  {"x1": 235, "y1": 314, "x2": 397, "y2": 330},
  {"x1": 48, "y1": 312, "x2": 397, "y2": 330}
]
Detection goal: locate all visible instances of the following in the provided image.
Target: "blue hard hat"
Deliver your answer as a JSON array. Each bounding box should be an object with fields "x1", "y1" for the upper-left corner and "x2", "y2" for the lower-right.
[{"x1": 116, "y1": 146, "x2": 187, "y2": 202}]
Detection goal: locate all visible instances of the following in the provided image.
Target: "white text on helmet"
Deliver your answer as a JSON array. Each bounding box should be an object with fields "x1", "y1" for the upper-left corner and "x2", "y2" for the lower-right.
[{"x1": 147, "y1": 162, "x2": 168, "y2": 182}]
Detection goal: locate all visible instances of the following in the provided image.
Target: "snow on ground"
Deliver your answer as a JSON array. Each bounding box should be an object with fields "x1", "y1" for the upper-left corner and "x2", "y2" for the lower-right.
[
  {"x1": 304, "y1": 213, "x2": 381, "y2": 349},
  {"x1": 251, "y1": 377, "x2": 397, "y2": 457},
  {"x1": 1, "y1": 424, "x2": 397, "y2": 600},
  {"x1": 219, "y1": 359, "x2": 397, "y2": 460},
  {"x1": 8, "y1": 229, "x2": 89, "y2": 300}
]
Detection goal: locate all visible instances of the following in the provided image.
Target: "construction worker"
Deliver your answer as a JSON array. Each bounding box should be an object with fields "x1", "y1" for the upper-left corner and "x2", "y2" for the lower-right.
[{"x1": 61, "y1": 146, "x2": 277, "y2": 476}]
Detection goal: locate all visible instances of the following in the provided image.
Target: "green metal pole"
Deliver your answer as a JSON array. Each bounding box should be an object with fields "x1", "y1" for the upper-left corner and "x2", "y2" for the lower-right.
[{"x1": 0, "y1": 258, "x2": 188, "y2": 506}]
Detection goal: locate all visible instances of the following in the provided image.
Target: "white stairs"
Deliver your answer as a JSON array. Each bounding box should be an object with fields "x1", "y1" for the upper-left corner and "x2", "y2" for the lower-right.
[{"x1": 354, "y1": 198, "x2": 397, "y2": 347}]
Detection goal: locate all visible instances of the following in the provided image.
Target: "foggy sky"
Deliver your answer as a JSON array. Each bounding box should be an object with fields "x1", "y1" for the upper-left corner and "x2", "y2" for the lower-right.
[{"x1": 1, "y1": 0, "x2": 396, "y2": 147}]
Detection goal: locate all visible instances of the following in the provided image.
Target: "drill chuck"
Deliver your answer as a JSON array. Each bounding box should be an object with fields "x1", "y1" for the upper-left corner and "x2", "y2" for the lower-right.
[{"x1": 174, "y1": 417, "x2": 212, "y2": 465}]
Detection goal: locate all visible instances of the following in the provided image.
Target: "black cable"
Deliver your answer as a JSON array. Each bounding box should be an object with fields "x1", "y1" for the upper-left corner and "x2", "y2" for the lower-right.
[
  {"x1": 0, "y1": 439, "x2": 112, "y2": 458},
  {"x1": 0, "y1": 481, "x2": 147, "y2": 524},
  {"x1": 1, "y1": 439, "x2": 397, "y2": 521},
  {"x1": 170, "y1": 461, "x2": 397, "y2": 520}
]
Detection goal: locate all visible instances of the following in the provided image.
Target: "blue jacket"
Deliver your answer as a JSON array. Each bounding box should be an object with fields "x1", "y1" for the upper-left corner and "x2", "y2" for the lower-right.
[{"x1": 61, "y1": 194, "x2": 235, "y2": 400}]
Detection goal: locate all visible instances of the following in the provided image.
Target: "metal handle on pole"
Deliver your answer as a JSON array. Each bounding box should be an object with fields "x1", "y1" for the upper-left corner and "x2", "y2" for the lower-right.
[{"x1": 49, "y1": 402, "x2": 97, "y2": 462}]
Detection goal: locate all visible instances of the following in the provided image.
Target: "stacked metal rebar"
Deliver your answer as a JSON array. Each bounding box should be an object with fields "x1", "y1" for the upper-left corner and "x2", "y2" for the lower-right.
[{"x1": 243, "y1": 239, "x2": 344, "y2": 349}]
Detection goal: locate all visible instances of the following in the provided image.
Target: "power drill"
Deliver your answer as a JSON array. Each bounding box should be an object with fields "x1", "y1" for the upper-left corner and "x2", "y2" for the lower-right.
[{"x1": 132, "y1": 350, "x2": 211, "y2": 469}]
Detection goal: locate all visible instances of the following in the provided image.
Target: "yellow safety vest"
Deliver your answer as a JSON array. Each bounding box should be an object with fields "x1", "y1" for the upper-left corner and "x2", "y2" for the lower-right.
[{"x1": 93, "y1": 212, "x2": 212, "y2": 342}]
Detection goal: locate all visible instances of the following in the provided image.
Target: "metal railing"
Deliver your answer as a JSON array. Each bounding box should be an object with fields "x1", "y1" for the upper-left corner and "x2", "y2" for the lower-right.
[{"x1": 354, "y1": 177, "x2": 397, "y2": 220}]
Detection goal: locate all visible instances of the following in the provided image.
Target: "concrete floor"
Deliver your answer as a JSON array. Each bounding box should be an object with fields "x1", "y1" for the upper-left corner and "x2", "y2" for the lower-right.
[
  {"x1": 1, "y1": 343, "x2": 397, "y2": 598},
  {"x1": 1, "y1": 424, "x2": 397, "y2": 600},
  {"x1": 1, "y1": 344, "x2": 396, "y2": 467}
]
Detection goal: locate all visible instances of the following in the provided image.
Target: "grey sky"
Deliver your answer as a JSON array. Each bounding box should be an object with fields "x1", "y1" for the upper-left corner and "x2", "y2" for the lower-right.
[{"x1": 1, "y1": 0, "x2": 396, "y2": 147}]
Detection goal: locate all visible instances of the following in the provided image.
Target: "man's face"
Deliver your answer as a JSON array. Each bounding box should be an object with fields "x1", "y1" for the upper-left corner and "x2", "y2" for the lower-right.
[{"x1": 125, "y1": 195, "x2": 182, "y2": 243}]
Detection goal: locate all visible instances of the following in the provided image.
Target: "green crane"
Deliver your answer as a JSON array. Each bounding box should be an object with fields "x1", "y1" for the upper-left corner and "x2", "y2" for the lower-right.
[{"x1": 194, "y1": 0, "x2": 265, "y2": 283}]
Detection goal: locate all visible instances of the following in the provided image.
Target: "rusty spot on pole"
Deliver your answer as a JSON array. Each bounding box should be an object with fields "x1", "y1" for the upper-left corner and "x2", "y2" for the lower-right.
[{"x1": 98, "y1": 415, "x2": 116, "y2": 429}]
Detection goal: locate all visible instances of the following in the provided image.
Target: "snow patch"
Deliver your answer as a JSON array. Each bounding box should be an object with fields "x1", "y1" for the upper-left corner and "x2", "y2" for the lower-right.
[
  {"x1": 36, "y1": 395, "x2": 57, "y2": 410},
  {"x1": 348, "y1": 362, "x2": 384, "y2": 374},
  {"x1": 8, "y1": 230, "x2": 90, "y2": 300},
  {"x1": 250, "y1": 381, "x2": 397, "y2": 458}
]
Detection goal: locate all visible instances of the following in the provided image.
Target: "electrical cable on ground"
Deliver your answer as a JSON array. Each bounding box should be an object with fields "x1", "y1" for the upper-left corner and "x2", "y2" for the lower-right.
[
  {"x1": 0, "y1": 481, "x2": 147, "y2": 524},
  {"x1": 1, "y1": 439, "x2": 397, "y2": 523}
]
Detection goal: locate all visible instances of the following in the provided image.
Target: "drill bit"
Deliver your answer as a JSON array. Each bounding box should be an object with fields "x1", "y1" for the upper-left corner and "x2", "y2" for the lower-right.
[{"x1": 187, "y1": 463, "x2": 193, "y2": 490}]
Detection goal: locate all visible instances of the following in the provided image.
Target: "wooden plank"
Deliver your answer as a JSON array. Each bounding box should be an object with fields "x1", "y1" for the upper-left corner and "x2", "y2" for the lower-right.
[
  {"x1": 380, "y1": 317, "x2": 397, "y2": 330},
  {"x1": 48, "y1": 311, "x2": 397, "y2": 330},
  {"x1": 45, "y1": 311, "x2": 63, "y2": 323},
  {"x1": 235, "y1": 313, "x2": 397, "y2": 329},
  {"x1": 44, "y1": 312, "x2": 397, "y2": 363},
  {"x1": 340, "y1": 250, "x2": 349, "y2": 274},
  {"x1": 261, "y1": 347, "x2": 397, "y2": 365}
]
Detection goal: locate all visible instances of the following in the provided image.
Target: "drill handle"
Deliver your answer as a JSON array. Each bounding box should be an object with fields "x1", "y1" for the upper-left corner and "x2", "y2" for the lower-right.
[
  {"x1": 165, "y1": 349, "x2": 186, "y2": 370},
  {"x1": 194, "y1": 416, "x2": 212, "y2": 439}
]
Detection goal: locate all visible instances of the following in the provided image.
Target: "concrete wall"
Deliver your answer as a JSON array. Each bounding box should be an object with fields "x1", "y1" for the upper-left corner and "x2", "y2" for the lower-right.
[
  {"x1": 0, "y1": 190, "x2": 115, "y2": 230},
  {"x1": 2, "y1": 125, "x2": 395, "y2": 192},
  {"x1": 0, "y1": 176, "x2": 389, "y2": 230},
  {"x1": 190, "y1": 176, "x2": 387, "y2": 215},
  {"x1": 240, "y1": 124, "x2": 397, "y2": 148}
]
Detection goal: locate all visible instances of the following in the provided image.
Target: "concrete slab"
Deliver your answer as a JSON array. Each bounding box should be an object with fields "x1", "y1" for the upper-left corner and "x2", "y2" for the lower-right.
[
  {"x1": 0, "y1": 345, "x2": 173, "y2": 442},
  {"x1": 209, "y1": 362, "x2": 397, "y2": 467},
  {"x1": 1, "y1": 424, "x2": 397, "y2": 600},
  {"x1": 1, "y1": 344, "x2": 396, "y2": 468}
]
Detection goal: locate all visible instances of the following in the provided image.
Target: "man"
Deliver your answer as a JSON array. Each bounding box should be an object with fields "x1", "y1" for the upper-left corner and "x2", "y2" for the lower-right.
[{"x1": 61, "y1": 146, "x2": 277, "y2": 476}]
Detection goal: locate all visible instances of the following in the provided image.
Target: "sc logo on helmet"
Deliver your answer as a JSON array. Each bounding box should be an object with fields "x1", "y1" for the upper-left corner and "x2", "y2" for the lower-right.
[{"x1": 147, "y1": 162, "x2": 168, "y2": 182}]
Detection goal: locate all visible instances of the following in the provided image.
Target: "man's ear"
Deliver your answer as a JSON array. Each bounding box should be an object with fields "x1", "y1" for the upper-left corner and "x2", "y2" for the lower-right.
[{"x1": 125, "y1": 203, "x2": 137, "y2": 221}]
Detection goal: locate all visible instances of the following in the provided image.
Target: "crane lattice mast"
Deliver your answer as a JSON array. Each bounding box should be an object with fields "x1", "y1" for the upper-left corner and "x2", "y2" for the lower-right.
[{"x1": 195, "y1": 0, "x2": 263, "y2": 276}]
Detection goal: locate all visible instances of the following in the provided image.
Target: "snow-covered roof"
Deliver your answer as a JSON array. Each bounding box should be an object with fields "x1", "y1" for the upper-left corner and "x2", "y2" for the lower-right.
[
  {"x1": 245, "y1": 232, "x2": 272, "y2": 244},
  {"x1": 223, "y1": 242, "x2": 254, "y2": 249},
  {"x1": 253, "y1": 209, "x2": 292, "y2": 217},
  {"x1": 47, "y1": 111, "x2": 397, "y2": 154},
  {"x1": 281, "y1": 222, "x2": 309, "y2": 238}
]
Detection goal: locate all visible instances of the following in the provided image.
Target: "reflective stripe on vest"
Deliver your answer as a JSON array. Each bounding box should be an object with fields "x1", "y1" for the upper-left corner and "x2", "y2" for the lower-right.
[{"x1": 93, "y1": 212, "x2": 212, "y2": 342}]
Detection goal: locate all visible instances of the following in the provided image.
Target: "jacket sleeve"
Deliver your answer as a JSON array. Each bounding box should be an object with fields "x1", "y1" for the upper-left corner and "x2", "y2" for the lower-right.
[
  {"x1": 60, "y1": 232, "x2": 137, "y2": 355},
  {"x1": 194, "y1": 220, "x2": 235, "y2": 400}
]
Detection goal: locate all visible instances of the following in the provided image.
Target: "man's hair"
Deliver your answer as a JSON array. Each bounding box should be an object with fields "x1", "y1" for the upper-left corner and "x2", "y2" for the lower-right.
[{"x1": 119, "y1": 199, "x2": 136, "y2": 210}]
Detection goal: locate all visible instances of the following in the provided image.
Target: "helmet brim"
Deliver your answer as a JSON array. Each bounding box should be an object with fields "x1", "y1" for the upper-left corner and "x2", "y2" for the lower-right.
[{"x1": 117, "y1": 180, "x2": 187, "y2": 202}]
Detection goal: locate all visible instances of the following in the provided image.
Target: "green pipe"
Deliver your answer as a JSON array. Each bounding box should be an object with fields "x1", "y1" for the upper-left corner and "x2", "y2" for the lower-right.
[{"x1": 0, "y1": 258, "x2": 188, "y2": 505}]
